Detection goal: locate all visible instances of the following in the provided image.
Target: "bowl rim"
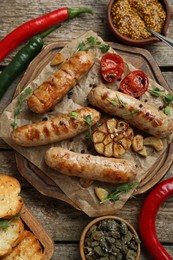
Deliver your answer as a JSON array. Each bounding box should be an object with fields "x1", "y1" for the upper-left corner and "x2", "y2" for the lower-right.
[
  {"x1": 80, "y1": 215, "x2": 141, "y2": 260},
  {"x1": 107, "y1": 0, "x2": 171, "y2": 46}
]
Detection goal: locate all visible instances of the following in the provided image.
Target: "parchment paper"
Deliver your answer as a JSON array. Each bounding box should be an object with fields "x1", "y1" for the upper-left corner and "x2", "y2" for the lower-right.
[{"x1": 1, "y1": 31, "x2": 173, "y2": 217}]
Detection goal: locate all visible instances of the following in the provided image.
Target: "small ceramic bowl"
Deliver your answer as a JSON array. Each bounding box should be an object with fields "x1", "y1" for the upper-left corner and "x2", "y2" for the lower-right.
[
  {"x1": 107, "y1": 0, "x2": 171, "y2": 46},
  {"x1": 80, "y1": 215, "x2": 140, "y2": 260}
]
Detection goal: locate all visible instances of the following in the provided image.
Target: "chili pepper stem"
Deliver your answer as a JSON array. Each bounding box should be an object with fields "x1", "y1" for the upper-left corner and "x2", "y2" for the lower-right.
[
  {"x1": 39, "y1": 24, "x2": 61, "y2": 38},
  {"x1": 68, "y1": 7, "x2": 93, "y2": 18}
]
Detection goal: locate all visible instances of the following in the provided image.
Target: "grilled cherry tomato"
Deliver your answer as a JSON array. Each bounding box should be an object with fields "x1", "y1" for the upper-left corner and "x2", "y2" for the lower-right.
[
  {"x1": 100, "y1": 53, "x2": 124, "y2": 82},
  {"x1": 120, "y1": 70, "x2": 149, "y2": 98}
]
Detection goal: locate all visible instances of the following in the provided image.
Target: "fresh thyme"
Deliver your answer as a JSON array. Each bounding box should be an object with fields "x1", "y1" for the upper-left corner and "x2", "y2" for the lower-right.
[
  {"x1": 76, "y1": 36, "x2": 109, "y2": 53},
  {"x1": 11, "y1": 87, "x2": 32, "y2": 129},
  {"x1": 101, "y1": 182, "x2": 138, "y2": 203},
  {"x1": 149, "y1": 87, "x2": 173, "y2": 115}
]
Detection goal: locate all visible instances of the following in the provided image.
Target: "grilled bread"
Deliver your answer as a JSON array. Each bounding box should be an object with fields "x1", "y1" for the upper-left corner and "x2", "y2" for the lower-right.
[
  {"x1": 1, "y1": 230, "x2": 43, "y2": 260},
  {"x1": 0, "y1": 174, "x2": 23, "y2": 219},
  {"x1": 0, "y1": 218, "x2": 24, "y2": 257}
]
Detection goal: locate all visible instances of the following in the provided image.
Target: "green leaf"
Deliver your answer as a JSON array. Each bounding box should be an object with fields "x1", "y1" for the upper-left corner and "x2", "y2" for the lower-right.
[
  {"x1": 122, "y1": 110, "x2": 139, "y2": 117},
  {"x1": 99, "y1": 43, "x2": 110, "y2": 53},
  {"x1": 164, "y1": 94, "x2": 173, "y2": 104},
  {"x1": 106, "y1": 98, "x2": 117, "y2": 107},
  {"x1": 85, "y1": 115, "x2": 92, "y2": 126},
  {"x1": 116, "y1": 95, "x2": 127, "y2": 108},
  {"x1": 0, "y1": 219, "x2": 9, "y2": 229},
  {"x1": 164, "y1": 105, "x2": 171, "y2": 116},
  {"x1": 70, "y1": 111, "x2": 79, "y2": 118},
  {"x1": 11, "y1": 120, "x2": 18, "y2": 130},
  {"x1": 101, "y1": 182, "x2": 138, "y2": 203},
  {"x1": 116, "y1": 182, "x2": 138, "y2": 192},
  {"x1": 87, "y1": 36, "x2": 97, "y2": 46},
  {"x1": 84, "y1": 115, "x2": 93, "y2": 139},
  {"x1": 149, "y1": 88, "x2": 162, "y2": 97},
  {"x1": 0, "y1": 213, "x2": 21, "y2": 229},
  {"x1": 77, "y1": 42, "x2": 85, "y2": 51},
  {"x1": 76, "y1": 36, "x2": 109, "y2": 53},
  {"x1": 14, "y1": 87, "x2": 32, "y2": 117}
]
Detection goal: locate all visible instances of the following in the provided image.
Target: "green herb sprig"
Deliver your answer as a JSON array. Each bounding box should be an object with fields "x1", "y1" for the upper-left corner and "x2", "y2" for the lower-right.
[
  {"x1": 116, "y1": 95, "x2": 127, "y2": 109},
  {"x1": 101, "y1": 182, "x2": 138, "y2": 203},
  {"x1": 149, "y1": 87, "x2": 173, "y2": 115},
  {"x1": 106, "y1": 98, "x2": 117, "y2": 107},
  {"x1": 11, "y1": 87, "x2": 32, "y2": 129},
  {"x1": 76, "y1": 36, "x2": 109, "y2": 53},
  {"x1": 0, "y1": 213, "x2": 21, "y2": 229},
  {"x1": 122, "y1": 110, "x2": 139, "y2": 117},
  {"x1": 107, "y1": 95, "x2": 138, "y2": 116},
  {"x1": 69, "y1": 112, "x2": 93, "y2": 139}
]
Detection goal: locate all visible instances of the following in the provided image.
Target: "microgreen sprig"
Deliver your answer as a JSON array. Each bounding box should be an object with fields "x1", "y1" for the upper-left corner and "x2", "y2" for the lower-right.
[
  {"x1": 122, "y1": 110, "x2": 139, "y2": 117},
  {"x1": 101, "y1": 182, "x2": 138, "y2": 203},
  {"x1": 116, "y1": 95, "x2": 127, "y2": 109},
  {"x1": 76, "y1": 36, "x2": 109, "y2": 53},
  {"x1": 69, "y1": 112, "x2": 93, "y2": 139},
  {"x1": 106, "y1": 98, "x2": 117, "y2": 107},
  {"x1": 149, "y1": 87, "x2": 173, "y2": 115},
  {"x1": 11, "y1": 87, "x2": 32, "y2": 129}
]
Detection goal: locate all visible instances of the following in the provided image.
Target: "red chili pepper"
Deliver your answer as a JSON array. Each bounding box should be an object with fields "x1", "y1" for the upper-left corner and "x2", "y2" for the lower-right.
[
  {"x1": 139, "y1": 178, "x2": 173, "y2": 260},
  {"x1": 0, "y1": 7, "x2": 93, "y2": 62}
]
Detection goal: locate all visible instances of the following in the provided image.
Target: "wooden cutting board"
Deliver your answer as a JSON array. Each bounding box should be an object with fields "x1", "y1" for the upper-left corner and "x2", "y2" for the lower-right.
[{"x1": 14, "y1": 41, "x2": 173, "y2": 208}]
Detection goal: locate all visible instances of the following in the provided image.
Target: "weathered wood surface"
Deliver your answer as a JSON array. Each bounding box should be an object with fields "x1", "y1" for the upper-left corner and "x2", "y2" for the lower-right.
[{"x1": 0, "y1": 1, "x2": 173, "y2": 259}]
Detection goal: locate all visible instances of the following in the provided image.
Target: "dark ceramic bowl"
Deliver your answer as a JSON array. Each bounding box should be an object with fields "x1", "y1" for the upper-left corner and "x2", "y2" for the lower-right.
[
  {"x1": 80, "y1": 216, "x2": 140, "y2": 260},
  {"x1": 107, "y1": 0, "x2": 171, "y2": 46}
]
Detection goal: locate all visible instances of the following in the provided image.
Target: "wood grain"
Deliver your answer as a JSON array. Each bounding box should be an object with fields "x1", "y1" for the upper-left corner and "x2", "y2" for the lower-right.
[
  {"x1": 21, "y1": 204, "x2": 54, "y2": 260},
  {"x1": 1, "y1": 1, "x2": 173, "y2": 259},
  {"x1": 0, "y1": 0, "x2": 173, "y2": 67}
]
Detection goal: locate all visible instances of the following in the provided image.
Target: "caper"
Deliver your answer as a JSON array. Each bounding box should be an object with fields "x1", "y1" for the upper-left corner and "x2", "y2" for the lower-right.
[{"x1": 83, "y1": 218, "x2": 138, "y2": 260}]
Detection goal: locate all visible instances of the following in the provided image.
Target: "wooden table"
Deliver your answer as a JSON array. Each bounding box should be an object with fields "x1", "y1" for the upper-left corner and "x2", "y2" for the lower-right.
[{"x1": 0, "y1": 1, "x2": 173, "y2": 259}]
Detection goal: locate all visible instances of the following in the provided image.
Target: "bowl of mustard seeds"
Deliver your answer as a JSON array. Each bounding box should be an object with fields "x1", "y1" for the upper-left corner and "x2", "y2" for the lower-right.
[{"x1": 107, "y1": 0, "x2": 171, "y2": 46}]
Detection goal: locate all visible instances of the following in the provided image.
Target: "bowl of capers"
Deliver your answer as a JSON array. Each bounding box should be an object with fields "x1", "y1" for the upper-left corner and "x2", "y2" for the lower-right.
[{"x1": 80, "y1": 215, "x2": 140, "y2": 260}]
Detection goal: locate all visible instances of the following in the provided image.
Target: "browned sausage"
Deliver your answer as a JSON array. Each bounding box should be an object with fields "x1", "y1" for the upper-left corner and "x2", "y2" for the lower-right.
[
  {"x1": 27, "y1": 51, "x2": 95, "y2": 114},
  {"x1": 45, "y1": 146, "x2": 137, "y2": 184},
  {"x1": 88, "y1": 84, "x2": 173, "y2": 138},
  {"x1": 11, "y1": 107, "x2": 101, "y2": 147}
]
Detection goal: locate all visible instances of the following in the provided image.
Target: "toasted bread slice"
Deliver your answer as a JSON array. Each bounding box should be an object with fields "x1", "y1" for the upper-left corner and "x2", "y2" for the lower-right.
[
  {"x1": 0, "y1": 218, "x2": 24, "y2": 257},
  {"x1": 0, "y1": 174, "x2": 23, "y2": 219},
  {"x1": 2, "y1": 230, "x2": 43, "y2": 260}
]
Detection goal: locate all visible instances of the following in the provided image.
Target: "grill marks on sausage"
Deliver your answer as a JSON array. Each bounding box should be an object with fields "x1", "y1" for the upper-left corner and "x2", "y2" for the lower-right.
[
  {"x1": 11, "y1": 107, "x2": 101, "y2": 147},
  {"x1": 88, "y1": 85, "x2": 173, "y2": 138},
  {"x1": 28, "y1": 51, "x2": 96, "y2": 114},
  {"x1": 25, "y1": 127, "x2": 40, "y2": 141}
]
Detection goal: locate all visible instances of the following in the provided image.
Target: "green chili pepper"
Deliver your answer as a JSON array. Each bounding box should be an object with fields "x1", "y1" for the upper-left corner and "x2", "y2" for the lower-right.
[{"x1": 0, "y1": 24, "x2": 60, "y2": 100}]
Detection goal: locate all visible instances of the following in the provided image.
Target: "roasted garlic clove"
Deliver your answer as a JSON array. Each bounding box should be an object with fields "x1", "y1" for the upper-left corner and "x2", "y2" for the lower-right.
[
  {"x1": 143, "y1": 136, "x2": 164, "y2": 152},
  {"x1": 132, "y1": 134, "x2": 144, "y2": 152},
  {"x1": 50, "y1": 53, "x2": 64, "y2": 66},
  {"x1": 95, "y1": 187, "x2": 108, "y2": 202},
  {"x1": 92, "y1": 118, "x2": 134, "y2": 158},
  {"x1": 137, "y1": 146, "x2": 148, "y2": 157}
]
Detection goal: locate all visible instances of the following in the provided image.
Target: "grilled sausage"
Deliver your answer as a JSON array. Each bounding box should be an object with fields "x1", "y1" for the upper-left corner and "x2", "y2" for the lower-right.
[
  {"x1": 88, "y1": 84, "x2": 173, "y2": 138},
  {"x1": 27, "y1": 51, "x2": 96, "y2": 114},
  {"x1": 45, "y1": 147, "x2": 137, "y2": 184},
  {"x1": 11, "y1": 107, "x2": 101, "y2": 147}
]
